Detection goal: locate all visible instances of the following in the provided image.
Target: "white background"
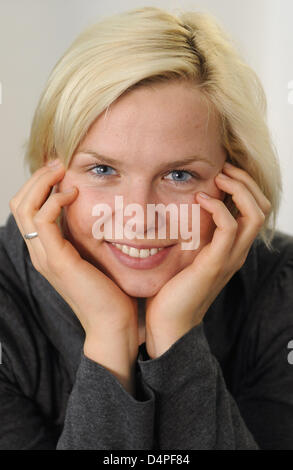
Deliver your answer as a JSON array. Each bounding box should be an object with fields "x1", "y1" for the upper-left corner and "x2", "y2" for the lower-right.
[{"x1": 0, "y1": 0, "x2": 292, "y2": 233}]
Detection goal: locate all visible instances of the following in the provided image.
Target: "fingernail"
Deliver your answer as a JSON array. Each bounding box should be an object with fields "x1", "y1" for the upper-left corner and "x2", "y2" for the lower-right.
[
  {"x1": 63, "y1": 187, "x2": 76, "y2": 193},
  {"x1": 47, "y1": 158, "x2": 61, "y2": 167},
  {"x1": 198, "y1": 192, "x2": 210, "y2": 199}
]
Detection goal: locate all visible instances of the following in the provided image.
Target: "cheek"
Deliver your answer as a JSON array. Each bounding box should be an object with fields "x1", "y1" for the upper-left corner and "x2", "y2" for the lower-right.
[
  {"x1": 60, "y1": 174, "x2": 224, "y2": 246},
  {"x1": 63, "y1": 186, "x2": 112, "y2": 242}
]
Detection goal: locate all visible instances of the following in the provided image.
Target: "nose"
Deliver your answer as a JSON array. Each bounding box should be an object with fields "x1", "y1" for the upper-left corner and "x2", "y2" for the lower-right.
[{"x1": 120, "y1": 180, "x2": 158, "y2": 238}]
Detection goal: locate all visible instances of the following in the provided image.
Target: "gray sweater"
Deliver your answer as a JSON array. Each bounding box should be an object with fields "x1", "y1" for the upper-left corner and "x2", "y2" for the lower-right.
[{"x1": 0, "y1": 212, "x2": 293, "y2": 450}]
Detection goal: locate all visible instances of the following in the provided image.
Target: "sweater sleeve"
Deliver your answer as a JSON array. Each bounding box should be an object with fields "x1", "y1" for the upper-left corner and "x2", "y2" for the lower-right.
[
  {"x1": 233, "y1": 256, "x2": 293, "y2": 450},
  {"x1": 56, "y1": 352, "x2": 155, "y2": 450},
  {"x1": 138, "y1": 254, "x2": 293, "y2": 450},
  {"x1": 0, "y1": 290, "x2": 58, "y2": 449},
  {"x1": 0, "y1": 289, "x2": 155, "y2": 450},
  {"x1": 138, "y1": 322, "x2": 259, "y2": 450}
]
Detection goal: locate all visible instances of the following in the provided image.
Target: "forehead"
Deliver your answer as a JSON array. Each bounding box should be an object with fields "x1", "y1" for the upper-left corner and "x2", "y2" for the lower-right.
[{"x1": 77, "y1": 80, "x2": 223, "y2": 165}]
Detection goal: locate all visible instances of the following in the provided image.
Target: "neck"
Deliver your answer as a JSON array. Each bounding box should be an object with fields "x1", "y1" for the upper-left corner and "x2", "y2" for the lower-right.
[{"x1": 137, "y1": 297, "x2": 146, "y2": 327}]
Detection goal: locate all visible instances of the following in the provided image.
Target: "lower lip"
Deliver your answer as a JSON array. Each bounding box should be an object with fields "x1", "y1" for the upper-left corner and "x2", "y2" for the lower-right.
[{"x1": 105, "y1": 242, "x2": 175, "y2": 270}]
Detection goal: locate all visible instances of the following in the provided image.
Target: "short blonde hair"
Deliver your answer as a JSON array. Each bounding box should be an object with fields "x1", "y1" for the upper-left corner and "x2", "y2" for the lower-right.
[{"x1": 24, "y1": 6, "x2": 282, "y2": 250}]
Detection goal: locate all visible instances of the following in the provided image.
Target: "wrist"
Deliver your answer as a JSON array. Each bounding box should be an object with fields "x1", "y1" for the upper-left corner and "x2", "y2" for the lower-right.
[
  {"x1": 83, "y1": 335, "x2": 137, "y2": 396},
  {"x1": 146, "y1": 320, "x2": 201, "y2": 359}
]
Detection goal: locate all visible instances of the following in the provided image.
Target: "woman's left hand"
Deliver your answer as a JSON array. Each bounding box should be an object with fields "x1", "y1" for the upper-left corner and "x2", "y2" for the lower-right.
[{"x1": 145, "y1": 161, "x2": 272, "y2": 359}]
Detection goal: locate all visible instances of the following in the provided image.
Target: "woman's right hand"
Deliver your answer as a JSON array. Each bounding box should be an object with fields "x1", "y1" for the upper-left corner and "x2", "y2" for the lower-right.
[{"x1": 9, "y1": 158, "x2": 139, "y2": 394}]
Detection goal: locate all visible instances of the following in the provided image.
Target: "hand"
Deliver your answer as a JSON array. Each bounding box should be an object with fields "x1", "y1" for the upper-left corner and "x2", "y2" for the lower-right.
[
  {"x1": 145, "y1": 161, "x2": 272, "y2": 359},
  {"x1": 9, "y1": 159, "x2": 140, "y2": 392}
]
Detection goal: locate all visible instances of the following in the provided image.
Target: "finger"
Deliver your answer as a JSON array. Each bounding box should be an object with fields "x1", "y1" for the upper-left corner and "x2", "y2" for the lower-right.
[
  {"x1": 9, "y1": 160, "x2": 63, "y2": 210},
  {"x1": 222, "y1": 162, "x2": 272, "y2": 215},
  {"x1": 215, "y1": 172, "x2": 266, "y2": 254},
  {"x1": 9, "y1": 167, "x2": 51, "y2": 266},
  {"x1": 12, "y1": 164, "x2": 66, "y2": 270},
  {"x1": 20, "y1": 188, "x2": 78, "y2": 274},
  {"x1": 16, "y1": 164, "x2": 65, "y2": 243},
  {"x1": 11, "y1": 206, "x2": 47, "y2": 274},
  {"x1": 33, "y1": 187, "x2": 79, "y2": 265},
  {"x1": 10, "y1": 163, "x2": 64, "y2": 239},
  {"x1": 195, "y1": 192, "x2": 238, "y2": 266},
  {"x1": 17, "y1": 164, "x2": 66, "y2": 219}
]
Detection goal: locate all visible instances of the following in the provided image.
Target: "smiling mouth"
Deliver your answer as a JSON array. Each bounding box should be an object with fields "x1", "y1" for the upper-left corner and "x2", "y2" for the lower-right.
[{"x1": 107, "y1": 241, "x2": 172, "y2": 258}]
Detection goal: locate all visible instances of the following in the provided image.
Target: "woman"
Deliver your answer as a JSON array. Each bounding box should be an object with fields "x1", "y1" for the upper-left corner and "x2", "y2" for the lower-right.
[{"x1": 1, "y1": 6, "x2": 293, "y2": 450}]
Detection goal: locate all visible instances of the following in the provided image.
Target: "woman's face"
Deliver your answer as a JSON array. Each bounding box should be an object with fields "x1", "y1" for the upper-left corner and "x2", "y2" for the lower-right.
[{"x1": 58, "y1": 80, "x2": 227, "y2": 297}]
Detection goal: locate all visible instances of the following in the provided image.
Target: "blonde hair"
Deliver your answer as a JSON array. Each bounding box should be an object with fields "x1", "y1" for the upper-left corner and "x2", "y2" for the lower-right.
[{"x1": 24, "y1": 6, "x2": 282, "y2": 250}]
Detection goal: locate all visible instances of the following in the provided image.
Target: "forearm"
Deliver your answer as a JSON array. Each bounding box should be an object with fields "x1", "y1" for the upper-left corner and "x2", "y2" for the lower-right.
[
  {"x1": 138, "y1": 322, "x2": 259, "y2": 449},
  {"x1": 56, "y1": 349, "x2": 155, "y2": 450}
]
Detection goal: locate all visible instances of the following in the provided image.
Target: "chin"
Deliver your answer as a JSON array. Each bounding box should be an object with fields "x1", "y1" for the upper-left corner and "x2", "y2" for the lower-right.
[{"x1": 115, "y1": 278, "x2": 164, "y2": 298}]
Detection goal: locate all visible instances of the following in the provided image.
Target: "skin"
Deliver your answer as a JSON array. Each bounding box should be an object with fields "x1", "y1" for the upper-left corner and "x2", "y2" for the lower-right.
[
  {"x1": 58, "y1": 80, "x2": 226, "y2": 301},
  {"x1": 10, "y1": 79, "x2": 271, "y2": 387}
]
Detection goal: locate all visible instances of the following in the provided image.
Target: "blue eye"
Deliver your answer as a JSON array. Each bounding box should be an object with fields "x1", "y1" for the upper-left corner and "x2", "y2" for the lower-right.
[
  {"x1": 164, "y1": 169, "x2": 198, "y2": 184},
  {"x1": 87, "y1": 165, "x2": 199, "y2": 185},
  {"x1": 90, "y1": 164, "x2": 117, "y2": 177}
]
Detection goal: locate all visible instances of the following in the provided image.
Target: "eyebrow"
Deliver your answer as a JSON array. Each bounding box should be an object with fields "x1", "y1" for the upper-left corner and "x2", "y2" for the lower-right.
[{"x1": 76, "y1": 150, "x2": 216, "y2": 170}]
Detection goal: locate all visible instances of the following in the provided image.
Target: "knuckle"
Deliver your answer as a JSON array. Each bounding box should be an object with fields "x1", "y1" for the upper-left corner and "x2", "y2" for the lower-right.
[
  {"x1": 214, "y1": 199, "x2": 225, "y2": 211},
  {"x1": 15, "y1": 203, "x2": 29, "y2": 219},
  {"x1": 229, "y1": 166, "x2": 246, "y2": 180},
  {"x1": 9, "y1": 197, "x2": 17, "y2": 212},
  {"x1": 263, "y1": 198, "x2": 272, "y2": 214},
  {"x1": 252, "y1": 217, "x2": 264, "y2": 231},
  {"x1": 256, "y1": 211, "x2": 266, "y2": 226},
  {"x1": 33, "y1": 214, "x2": 45, "y2": 226}
]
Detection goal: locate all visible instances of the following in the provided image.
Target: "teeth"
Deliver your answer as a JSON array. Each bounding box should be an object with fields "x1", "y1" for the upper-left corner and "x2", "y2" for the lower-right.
[
  {"x1": 111, "y1": 243, "x2": 164, "y2": 258},
  {"x1": 129, "y1": 247, "x2": 140, "y2": 257},
  {"x1": 121, "y1": 245, "x2": 129, "y2": 255},
  {"x1": 138, "y1": 249, "x2": 149, "y2": 259}
]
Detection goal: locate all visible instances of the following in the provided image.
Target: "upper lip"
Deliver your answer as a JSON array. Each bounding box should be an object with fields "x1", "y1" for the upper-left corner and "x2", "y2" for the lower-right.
[{"x1": 105, "y1": 240, "x2": 175, "y2": 249}]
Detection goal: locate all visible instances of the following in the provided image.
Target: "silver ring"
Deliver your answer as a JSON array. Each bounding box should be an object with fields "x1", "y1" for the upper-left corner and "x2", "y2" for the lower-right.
[{"x1": 24, "y1": 232, "x2": 39, "y2": 240}]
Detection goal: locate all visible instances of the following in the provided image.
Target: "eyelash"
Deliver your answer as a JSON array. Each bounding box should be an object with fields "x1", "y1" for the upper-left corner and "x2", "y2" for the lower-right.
[{"x1": 88, "y1": 164, "x2": 200, "y2": 185}]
